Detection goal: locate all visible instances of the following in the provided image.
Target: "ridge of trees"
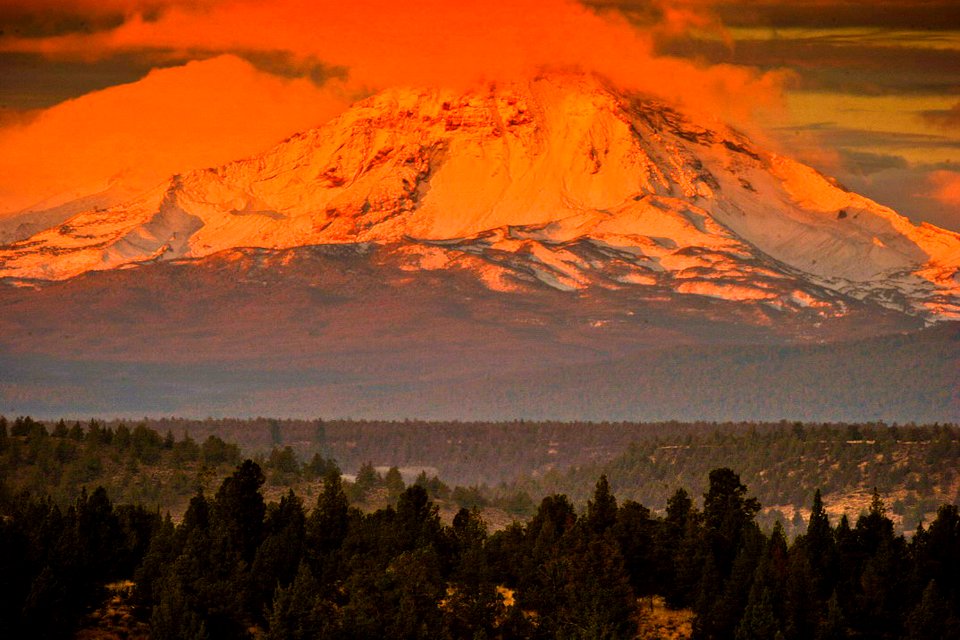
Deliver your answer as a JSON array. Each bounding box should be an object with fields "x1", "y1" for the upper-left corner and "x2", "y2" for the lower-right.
[{"x1": 3, "y1": 416, "x2": 957, "y2": 535}]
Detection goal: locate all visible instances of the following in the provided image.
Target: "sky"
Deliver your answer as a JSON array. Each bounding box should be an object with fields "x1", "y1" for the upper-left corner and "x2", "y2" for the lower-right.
[{"x1": 0, "y1": 0, "x2": 958, "y2": 231}]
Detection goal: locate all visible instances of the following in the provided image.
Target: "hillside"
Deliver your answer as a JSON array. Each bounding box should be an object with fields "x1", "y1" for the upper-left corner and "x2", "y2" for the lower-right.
[{"x1": 1, "y1": 296, "x2": 953, "y2": 420}]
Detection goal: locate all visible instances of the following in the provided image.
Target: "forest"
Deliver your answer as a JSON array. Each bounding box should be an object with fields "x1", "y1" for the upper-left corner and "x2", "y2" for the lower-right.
[
  {"x1": 3, "y1": 416, "x2": 958, "y2": 536},
  {"x1": 1, "y1": 417, "x2": 959, "y2": 639}
]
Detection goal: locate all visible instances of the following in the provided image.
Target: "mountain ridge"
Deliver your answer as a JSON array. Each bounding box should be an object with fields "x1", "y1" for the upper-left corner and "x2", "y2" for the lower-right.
[{"x1": 1, "y1": 236, "x2": 953, "y2": 420}]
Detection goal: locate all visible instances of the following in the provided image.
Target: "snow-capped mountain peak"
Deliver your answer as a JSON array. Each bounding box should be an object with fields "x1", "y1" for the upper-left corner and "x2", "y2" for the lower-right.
[{"x1": 1, "y1": 73, "x2": 958, "y2": 320}]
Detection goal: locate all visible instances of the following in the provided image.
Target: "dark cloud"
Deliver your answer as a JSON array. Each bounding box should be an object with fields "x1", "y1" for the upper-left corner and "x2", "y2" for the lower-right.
[
  {"x1": 780, "y1": 123, "x2": 960, "y2": 151},
  {"x1": 236, "y1": 51, "x2": 348, "y2": 86},
  {"x1": 840, "y1": 166, "x2": 960, "y2": 231},
  {"x1": 0, "y1": 51, "x2": 187, "y2": 110},
  {"x1": 594, "y1": 1, "x2": 960, "y2": 96},
  {"x1": 0, "y1": 48, "x2": 348, "y2": 111},
  {"x1": 591, "y1": 0, "x2": 960, "y2": 30},
  {"x1": 712, "y1": 1, "x2": 960, "y2": 31},
  {"x1": 836, "y1": 149, "x2": 909, "y2": 176},
  {"x1": 584, "y1": 0, "x2": 664, "y2": 27},
  {"x1": 0, "y1": 1, "x2": 214, "y2": 38},
  {"x1": 0, "y1": 2, "x2": 224, "y2": 110},
  {"x1": 656, "y1": 36, "x2": 960, "y2": 95},
  {"x1": 922, "y1": 102, "x2": 960, "y2": 129},
  {"x1": 0, "y1": 13, "x2": 124, "y2": 39}
]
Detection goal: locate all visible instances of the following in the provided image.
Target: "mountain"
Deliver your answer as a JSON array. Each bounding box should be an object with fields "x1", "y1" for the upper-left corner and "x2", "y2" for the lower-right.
[
  {"x1": 0, "y1": 177, "x2": 145, "y2": 245},
  {"x1": 2, "y1": 73, "x2": 958, "y2": 319},
  {"x1": 0, "y1": 73, "x2": 957, "y2": 420}
]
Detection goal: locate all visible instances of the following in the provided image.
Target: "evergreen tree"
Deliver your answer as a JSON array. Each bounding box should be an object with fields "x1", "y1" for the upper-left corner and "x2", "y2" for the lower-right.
[
  {"x1": 783, "y1": 547, "x2": 819, "y2": 640},
  {"x1": 696, "y1": 524, "x2": 764, "y2": 640},
  {"x1": 816, "y1": 591, "x2": 848, "y2": 640},
  {"x1": 445, "y1": 509, "x2": 504, "y2": 639},
  {"x1": 612, "y1": 499, "x2": 657, "y2": 597},
  {"x1": 354, "y1": 462, "x2": 380, "y2": 500},
  {"x1": 904, "y1": 580, "x2": 960, "y2": 640},
  {"x1": 394, "y1": 484, "x2": 446, "y2": 555},
  {"x1": 306, "y1": 467, "x2": 351, "y2": 584},
  {"x1": 850, "y1": 492, "x2": 908, "y2": 639},
  {"x1": 661, "y1": 487, "x2": 703, "y2": 608},
  {"x1": 702, "y1": 468, "x2": 761, "y2": 578},
  {"x1": 0, "y1": 510, "x2": 31, "y2": 637},
  {"x1": 564, "y1": 535, "x2": 637, "y2": 640},
  {"x1": 585, "y1": 475, "x2": 618, "y2": 536},
  {"x1": 212, "y1": 460, "x2": 266, "y2": 563},
  {"x1": 855, "y1": 489, "x2": 894, "y2": 556},
  {"x1": 832, "y1": 514, "x2": 858, "y2": 616},
  {"x1": 251, "y1": 490, "x2": 307, "y2": 619},
  {"x1": 134, "y1": 513, "x2": 177, "y2": 607},
  {"x1": 150, "y1": 566, "x2": 211, "y2": 640},
  {"x1": 799, "y1": 489, "x2": 838, "y2": 601},
  {"x1": 339, "y1": 547, "x2": 449, "y2": 640},
  {"x1": 737, "y1": 523, "x2": 789, "y2": 640},
  {"x1": 384, "y1": 466, "x2": 406, "y2": 501},
  {"x1": 736, "y1": 587, "x2": 780, "y2": 640},
  {"x1": 919, "y1": 504, "x2": 960, "y2": 601},
  {"x1": 267, "y1": 562, "x2": 338, "y2": 640}
]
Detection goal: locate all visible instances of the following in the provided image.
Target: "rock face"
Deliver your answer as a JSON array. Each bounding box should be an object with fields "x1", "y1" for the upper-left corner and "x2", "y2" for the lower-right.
[{"x1": 1, "y1": 73, "x2": 957, "y2": 321}]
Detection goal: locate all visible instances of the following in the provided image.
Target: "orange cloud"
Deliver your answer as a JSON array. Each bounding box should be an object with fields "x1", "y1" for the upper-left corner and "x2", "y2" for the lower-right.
[
  {"x1": 922, "y1": 102, "x2": 960, "y2": 130},
  {"x1": 1, "y1": 0, "x2": 786, "y2": 121},
  {"x1": 926, "y1": 170, "x2": 960, "y2": 207},
  {"x1": 0, "y1": 55, "x2": 349, "y2": 214}
]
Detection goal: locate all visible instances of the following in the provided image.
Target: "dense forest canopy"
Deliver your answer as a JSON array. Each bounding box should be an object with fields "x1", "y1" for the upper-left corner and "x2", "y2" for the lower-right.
[{"x1": 2, "y1": 452, "x2": 958, "y2": 639}]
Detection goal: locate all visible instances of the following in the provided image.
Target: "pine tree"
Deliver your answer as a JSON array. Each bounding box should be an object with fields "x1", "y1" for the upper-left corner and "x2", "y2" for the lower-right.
[
  {"x1": 904, "y1": 580, "x2": 960, "y2": 640},
  {"x1": 267, "y1": 562, "x2": 338, "y2": 640},
  {"x1": 251, "y1": 490, "x2": 307, "y2": 619},
  {"x1": 354, "y1": 462, "x2": 381, "y2": 500},
  {"x1": 134, "y1": 513, "x2": 177, "y2": 607},
  {"x1": 800, "y1": 489, "x2": 838, "y2": 601},
  {"x1": 585, "y1": 475, "x2": 618, "y2": 536},
  {"x1": 920, "y1": 504, "x2": 960, "y2": 600},
  {"x1": 212, "y1": 460, "x2": 266, "y2": 563},
  {"x1": 306, "y1": 467, "x2": 351, "y2": 583},
  {"x1": 703, "y1": 468, "x2": 761, "y2": 579},
  {"x1": 736, "y1": 586, "x2": 780, "y2": 640},
  {"x1": 852, "y1": 495, "x2": 908, "y2": 639},
  {"x1": 384, "y1": 466, "x2": 405, "y2": 501},
  {"x1": 445, "y1": 508, "x2": 504, "y2": 639},
  {"x1": 661, "y1": 487, "x2": 702, "y2": 608},
  {"x1": 612, "y1": 499, "x2": 657, "y2": 597},
  {"x1": 696, "y1": 524, "x2": 764, "y2": 640},
  {"x1": 736, "y1": 523, "x2": 789, "y2": 640},
  {"x1": 394, "y1": 484, "x2": 445, "y2": 553},
  {"x1": 815, "y1": 591, "x2": 848, "y2": 640},
  {"x1": 783, "y1": 546, "x2": 819, "y2": 640}
]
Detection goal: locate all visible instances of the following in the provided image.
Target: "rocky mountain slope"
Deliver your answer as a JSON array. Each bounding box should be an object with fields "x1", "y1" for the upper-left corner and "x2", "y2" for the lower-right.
[{"x1": 2, "y1": 74, "x2": 958, "y2": 321}]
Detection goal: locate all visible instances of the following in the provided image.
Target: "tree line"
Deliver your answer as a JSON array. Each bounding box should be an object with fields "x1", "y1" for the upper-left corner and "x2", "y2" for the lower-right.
[{"x1": 6, "y1": 416, "x2": 958, "y2": 533}]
